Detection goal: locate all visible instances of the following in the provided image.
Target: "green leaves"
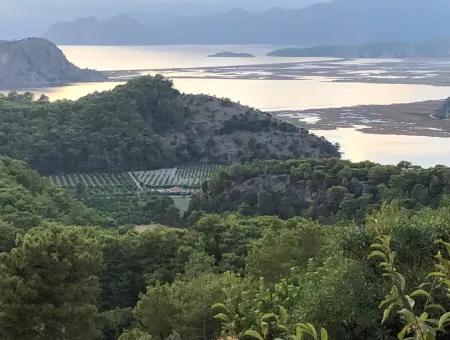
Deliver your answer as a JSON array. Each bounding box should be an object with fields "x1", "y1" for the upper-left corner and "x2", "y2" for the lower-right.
[
  {"x1": 243, "y1": 329, "x2": 265, "y2": 340},
  {"x1": 371, "y1": 232, "x2": 450, "y2": 340},
  {"x1": 0, "y1": 158, "x2": 105, "y2": 230},
  {"x1": 410, "y1": 289, "x2": 431, "y2": 299},
  {"x1": 212, "y1": 302, "x2": 235, "y2": 332},
  {"x1": 438, "y1": 312, "x2": 450, "y2": 330},
  {"x1": 0, "y1": 225, "x2": 102, "y2": 339},
  {"x1": 134, "y1": 272, "x2": 242, "y2": 339},
  {"x1": 294, "y1": 323, "x2": 329, "y2": 340}
]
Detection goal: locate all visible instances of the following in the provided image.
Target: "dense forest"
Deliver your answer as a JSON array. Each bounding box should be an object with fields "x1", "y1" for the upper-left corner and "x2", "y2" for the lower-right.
[
  {"x1": 0, "y1": 158, "x2": 106, "y2": 233},
  {"x1": 187, "y1": 158, "x2": 450, "y2": 224},
  {"x1": 2, "y1": 156, "x2": 450, "y2": 339},
  {"x1": 0, "y1": 76, "x2": 337, "y2": 175}
]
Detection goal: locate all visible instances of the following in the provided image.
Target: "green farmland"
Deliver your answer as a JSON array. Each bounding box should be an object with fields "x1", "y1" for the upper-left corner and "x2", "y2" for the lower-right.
[
  {"x1": 47, "y1": 164, "x2": 221, "y2": 194},
  {"x1": 47, "y1": 164, "x2": 221, "y2": 226}
]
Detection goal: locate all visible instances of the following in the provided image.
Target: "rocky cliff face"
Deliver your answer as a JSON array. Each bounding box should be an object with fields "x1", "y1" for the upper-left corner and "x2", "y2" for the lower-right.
[{"x1": 0, "y1": 38, "x2": 106, "y2": 89}]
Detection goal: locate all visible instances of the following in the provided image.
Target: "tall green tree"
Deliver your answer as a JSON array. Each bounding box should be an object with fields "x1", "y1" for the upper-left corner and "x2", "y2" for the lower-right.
[
  {"x1": 246, "y1": 218, "x2": 325, "y2": 284},
  {"x1": 131, "y1": 273, "x2": 241, "y2": 340},
  {"x1": 0, "y1": 225, "x2": 102, "y2": 340}
]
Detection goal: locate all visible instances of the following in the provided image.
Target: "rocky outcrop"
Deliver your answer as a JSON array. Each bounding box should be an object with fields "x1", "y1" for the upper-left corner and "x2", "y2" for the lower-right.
[
  {"x1": 168, "y1": 93, "x2": 340, "y2": 164},
  {"x1": 0, "y1": 38, "x2": 106, "y2": 89}
]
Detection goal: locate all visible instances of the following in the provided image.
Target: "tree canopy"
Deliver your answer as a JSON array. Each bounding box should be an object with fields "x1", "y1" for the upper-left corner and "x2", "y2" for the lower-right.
[{"x1": 188, "y1": 158, "x2": 450, "y2": 224}]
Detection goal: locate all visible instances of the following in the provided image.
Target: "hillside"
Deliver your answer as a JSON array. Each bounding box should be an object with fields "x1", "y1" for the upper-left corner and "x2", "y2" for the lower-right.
[
  {"x1": 268, "y1": 41, "x2": 450, "y2": 58},
  {"x1": 0, "y1": 157, "x2": 104, "y2": 233},
  {"x1": 187, "y1": 158, "x2": 450, "y2": 223},
  {"x1": 0, "y1": 38, "x2": 106, "y2": 89},
  {"x1": 0, "y1": 76, "x2": 338, "y2": 175},
  {"x1": 43, "y1": 0, "x2": 450, "y2": 45}
]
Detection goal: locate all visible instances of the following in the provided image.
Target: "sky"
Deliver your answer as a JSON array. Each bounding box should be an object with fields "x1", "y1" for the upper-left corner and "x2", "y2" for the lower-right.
[{"x1": 1, "y1": 0, "x2": 327, "y2": 39}]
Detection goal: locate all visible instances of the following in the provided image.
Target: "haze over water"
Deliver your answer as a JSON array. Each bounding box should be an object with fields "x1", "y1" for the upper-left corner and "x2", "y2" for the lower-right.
[
  {"x1": 35, "y1": 45, "x2": 450, "y2": 111},
  {"x1": 9, "y1": 45, "x2": 450, "y2": 167}
]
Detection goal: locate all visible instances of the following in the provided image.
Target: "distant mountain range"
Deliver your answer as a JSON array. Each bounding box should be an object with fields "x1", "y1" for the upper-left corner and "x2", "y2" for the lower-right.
[
  {"x1": 0, "y1": 38, "x2": 105, "y2": 89},
  {"x1": 1, "y1": 0, "x2": 325, "y2": 40},
  {"x1": 268, "y1": 41, "x2": 450, "y2": 58},
  {"x1": 43, "y1": 0, "x2": 450, "y2": 46},
  {"x1": 44, "y1": 15, "x2": 149, "y2": 45}
]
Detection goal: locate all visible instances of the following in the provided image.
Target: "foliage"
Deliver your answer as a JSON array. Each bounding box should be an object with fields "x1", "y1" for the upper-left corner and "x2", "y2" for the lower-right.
[
  {"x1": 245, "y1": 218, "x2": 325, "y2": 284},
  {"x1": 0, "y1": 76, "x2": 184, "y2": 174},
  {"x1": 369, "y1": 226, "x2": 450, "y2": 340},
  {"x1": 189, "y1": 214, "x2": 268, "y2": 273},
  {"x1": 0, "y1": 225, "x2": 102, "y2": 340},
  {"x1": 3, "y1": 155, "x2": 450, "y2": 340},
  {"x1": 99, "y1": 308, "x2": 134, "y2": 340},
  {"x1": 214, "y1": 298, "x2": 329, "y2": 340},
  {"x1": 98, "y1": 227, "x2": 189, "y2": 312},
  {"x1": 0, "y1": 157, "x2": 106, "y2": 231},
  {"x1": 84, "y1": 193, "x2": 182, "y2": 227},
  {"x1": 188, "y1": 158, "x2": 450, "y2": 224},
  {"x1": 118, "y1": 328, "x2": 154, "y2": 340},
  {"x1": 132, "y1": 273, "x2": 242, "y2": 339}
]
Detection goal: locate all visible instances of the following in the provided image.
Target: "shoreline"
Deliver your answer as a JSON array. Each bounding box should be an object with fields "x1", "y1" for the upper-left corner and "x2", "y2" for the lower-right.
[
  {"x1": 104, "y1": 57, "x2": 450, "y2": 87},
  {"x1": 272, "y1": 100, "x2": 450, "y2": 138}
]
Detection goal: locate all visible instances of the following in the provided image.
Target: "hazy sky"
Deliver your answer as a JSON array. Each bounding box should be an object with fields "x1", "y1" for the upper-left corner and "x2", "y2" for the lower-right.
[{"x1": 1, "y1": 0, "x2": 327, "y2": 39}]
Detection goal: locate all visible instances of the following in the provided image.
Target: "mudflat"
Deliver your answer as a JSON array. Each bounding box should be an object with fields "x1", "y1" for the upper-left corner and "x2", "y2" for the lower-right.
[{"x1": 274, "y1": 100, "x2": 450, "y2": 137}]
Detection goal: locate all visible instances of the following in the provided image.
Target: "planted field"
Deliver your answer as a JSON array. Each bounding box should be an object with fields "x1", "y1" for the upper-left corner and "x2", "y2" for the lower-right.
[
  {"x1": 47, "y1": 164, "x2": 221, "y2": 194},
  {"x1": 48, "y1": 172, "x2": 135, "y2": 189},
  {"x1": 132, "y1": 164, "x2": 221, "y2": 189}
]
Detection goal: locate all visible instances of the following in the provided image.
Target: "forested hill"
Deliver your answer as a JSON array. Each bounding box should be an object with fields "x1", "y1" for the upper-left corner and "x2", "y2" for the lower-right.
[
  {"x1": 0, "y1": 76, "x2": 338, "y2": 175},
  {"x1": 187, "y1": 158, "x2": 450, "y2": 223},
  {"x1": 0, "y1": 157, "x2": 105, "y2": 234}
]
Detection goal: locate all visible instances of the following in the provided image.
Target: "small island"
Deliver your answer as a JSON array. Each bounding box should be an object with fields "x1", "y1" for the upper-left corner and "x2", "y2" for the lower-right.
[{"x1": 207, "y1": 51, "x2": 255, "y2": 58}]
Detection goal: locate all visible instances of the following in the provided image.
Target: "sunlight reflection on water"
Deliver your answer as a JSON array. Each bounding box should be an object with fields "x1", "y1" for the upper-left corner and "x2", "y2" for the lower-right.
[
  {"x1": 2, "y1": 45, "x2": 450, "y2": 167},
  {"x1": 312, "y1": 128, "x2": 450, "y2": 167}
]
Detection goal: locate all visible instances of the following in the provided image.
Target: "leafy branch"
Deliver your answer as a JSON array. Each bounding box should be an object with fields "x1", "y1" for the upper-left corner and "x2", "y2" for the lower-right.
[
  {"x1": 369, "y1": 236, "x2": 450, "y2": 340},
  {"x1": 213, "y1": 303, "x2": 328, "y2": 340}
]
